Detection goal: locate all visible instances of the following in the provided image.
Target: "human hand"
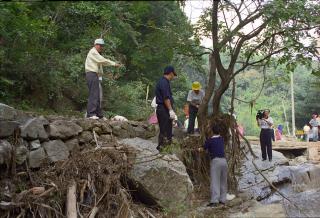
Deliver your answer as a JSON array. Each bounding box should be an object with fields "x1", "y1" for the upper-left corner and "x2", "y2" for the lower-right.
[
  {"x1": 115, "y1": 63, "x2": 121, "y2": 67},
  {"x1": 169, "y1": 110, "x2": 176, "y2": 120}
]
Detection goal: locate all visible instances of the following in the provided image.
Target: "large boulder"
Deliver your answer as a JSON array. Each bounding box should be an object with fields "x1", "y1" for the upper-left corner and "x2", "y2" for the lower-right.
[
  {"x1": 42, "y1": 140, "x2": 69, "y2": 162},
  {"x1": 0, "y1": 121, "x2": 20, "y2": 138},
  {"x1": 281, "y1": 163, "x2": 320, "y2": 193},
  {"x1": 0, "y1": 103, "x2": 17, "y2": 121},
  {"x1": 20, "y1": 117, "x2": 49, "y2": 141},
  {"x1": 28, "y1": 147, "x2": 46, "y2": 168},
  {"x1": 118, "y1": 138, "x2": 193, "y2": 211},
  {"x1": 238, "y1": 145, "x2": 289, "y2": 201},
  {"x1": 48, "y1": 120, "x2": 83, "y2": 139},
  {"x1": 283, "y1": 188, "x2": 320, "y2": 217}
]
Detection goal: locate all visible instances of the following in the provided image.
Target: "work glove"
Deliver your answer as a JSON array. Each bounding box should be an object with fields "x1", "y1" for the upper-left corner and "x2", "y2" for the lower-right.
[{"x1": 169, "y1": 109, "x2": 177, "y2": 120}]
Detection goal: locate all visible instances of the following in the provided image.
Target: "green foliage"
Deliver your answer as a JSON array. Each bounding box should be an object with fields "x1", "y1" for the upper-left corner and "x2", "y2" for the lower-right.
[
  {"x1": 222, "y1": 62, "x2": 320, "y2": 136},
  {"x1": 0, "y1": 1, "x2": 204, "y2": 119}
]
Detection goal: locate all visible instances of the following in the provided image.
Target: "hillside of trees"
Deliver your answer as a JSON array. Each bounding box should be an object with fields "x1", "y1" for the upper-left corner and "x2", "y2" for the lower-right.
[
  {"x1": 1, "y1": 1, "x2": 319, "y2": 136},
  {"x1": 0, "y1": 1, "x2": 205, "y2": 120}
]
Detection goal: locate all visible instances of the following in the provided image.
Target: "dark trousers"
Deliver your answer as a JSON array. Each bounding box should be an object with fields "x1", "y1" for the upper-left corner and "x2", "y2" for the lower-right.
[
  {"x1": 260, "y1": 129, "x2": 273, "y2": 160},
  {"x1": 156, "y1": 105, "x2": 172, "y2": 148},
  {"x1": 86, "y1": 72, "x2": 103, "y2": 118},
  {"x1": 187, "y1": 104, "x2": 198, "y2": 134}
]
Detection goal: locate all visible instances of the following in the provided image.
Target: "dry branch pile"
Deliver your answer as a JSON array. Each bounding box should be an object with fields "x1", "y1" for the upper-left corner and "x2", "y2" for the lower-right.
[{"x1": 0, "y1": 147, "x2": 134, "y2": 218}]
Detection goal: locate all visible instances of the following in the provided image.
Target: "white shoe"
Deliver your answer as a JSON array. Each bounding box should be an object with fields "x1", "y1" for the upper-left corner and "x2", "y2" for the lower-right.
[{"x1": 88, "y1": 115, "x2": 99, "y2": 120}]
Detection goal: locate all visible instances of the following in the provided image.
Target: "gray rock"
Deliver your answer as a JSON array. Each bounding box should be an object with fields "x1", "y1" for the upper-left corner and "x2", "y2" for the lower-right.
[
  {"x1": 20, "y1": 117, "x2": 49, "y2": 140},
  {"x1": 65, "y1": 138, "x2": 79, "y2": 152},
  {"x1": 133, "y1": 126, "x2": 145, "y2": 138},
  {"x1": 283, "y1": 189, "x2": 320, "y2": 218},
  {"x1": 16, "y1": 145, "x2": 28, "y2": 165},
  {"x1": 289, "y1": 163, "x2": 320, "y2": 192},
  {"x1": 101, "y1": 123, "x2": 112, "y2": 134},
  {"x1": 0, "y1": 103, "x2": 17, "y2": 121},
  {"x1": 238, "y1": 145, "x2": 289, "y2": 201},
  {"x1": 29, "y1": 139, "x2": 41, "y2": 150},
  {"x1": 99, "y1": 134, "x2": 113, "y2": 143},
  {"x1": 42, "y1": 140, "x2": 69, "y2": 162},
  {"x1": 76, "y1": 119, "x2": 101, "y2": 131},
  {"x1": 112, "y1": 125, "x2": 130, "y2": 138},
  {"x1": 118, "y1": 138, "x2": 193, "y2": 211},
  {"x1": 0, "y1": 140, "x2": 12, "y2": 166},
  {"x1": 145, "y1": 125, "x2": 157, "y2": 138},
  {"x1": 92, "y1": 126, "x2": 102, "y2": 135},
  {"x1": 48, "y1": 120, "x2": 83, "y2": 139},
  {"x1": 28, "y1": 147, "x2": 46, "y2": 168},
  {"x1": 78, "y1": 131, "x2": 93, "y2": 144},
  {"x1": 0, "y1": 121, "x2": 20, "y2": 138}
]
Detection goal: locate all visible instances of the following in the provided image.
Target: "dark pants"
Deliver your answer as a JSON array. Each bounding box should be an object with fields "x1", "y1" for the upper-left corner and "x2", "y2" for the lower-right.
[
  {"x1": 86, "y1": 72, "x2": 103, "y2": 118},
  {"x1": 156, "y1": 105, "x2": 172, "y2": 148},
  {"x1": 260, "y1": 129, "x2": 272, "y2": 160},
  {"x1": 187, "y1": 104, "x2": 198, "y2": 134}
]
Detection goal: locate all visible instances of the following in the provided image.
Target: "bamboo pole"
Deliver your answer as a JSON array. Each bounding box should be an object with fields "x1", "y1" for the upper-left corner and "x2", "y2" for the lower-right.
[
  {"x1": 146, "y1": 84, "x2": 149, "y2": 106},
  {"x1": 282, "y1": 99, "x2": 291, "y2": 135},
  {"x1": 290, "y1": 72, "x2": 296, "y2": 137}
]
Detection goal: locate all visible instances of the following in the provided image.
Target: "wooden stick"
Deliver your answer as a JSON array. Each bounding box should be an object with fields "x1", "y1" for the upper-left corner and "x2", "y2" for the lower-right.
[
  {"x1": 92, "y1": 130, "x2": 101, "y2": 150},
  {"x1": 88, "y1": 207, "x2": 99, "y2": 218},
  {"x1": 66, "y1": 180, "x2": 77, "y2": 218}
]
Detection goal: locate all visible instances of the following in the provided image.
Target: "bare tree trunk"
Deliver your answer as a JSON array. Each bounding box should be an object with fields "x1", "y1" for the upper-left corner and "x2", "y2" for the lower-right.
[
  {"x1": 198, "y1": 0, "x2": 220, "y2": 140},
  {"x1": 198, "y1": 54, "x2": 217, "y2": 140}
]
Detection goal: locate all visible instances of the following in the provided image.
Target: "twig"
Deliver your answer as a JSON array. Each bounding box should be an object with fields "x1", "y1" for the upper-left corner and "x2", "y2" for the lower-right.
[
  {"x1": 25, "y1": 161, "x2": 35, "y2": 186},
  {"x1": 92, "y1": 130, "x2": 101, "y2": 150},
  {"x1": 145, "y1": 209, "x2": 156, "y2": 218},
  {"x1": 77, "y1": 203, "x2": 84, "y2": 218},
  {"x1": 80, "y1": 180, "x2": 88, "y2": 203},
  {"x1": 88, "y1": 207, "x2": 99, "y2": 218},
  {"x1": 36, "y1": 187, "x2": 55, "y2": 198},
  {"x1": 32, "y1": 202, "x2": 65, "y2": 217},
  {"x1": 239, "y1": 134, "x2": 258, "y2": 158},
  {"x1": 138, "y1": 209, "x2": 148, "y2": 218}
]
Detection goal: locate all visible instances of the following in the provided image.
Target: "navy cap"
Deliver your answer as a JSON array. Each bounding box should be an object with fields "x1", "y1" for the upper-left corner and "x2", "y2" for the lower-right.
[{"x1": 164, "y1": 66, "x2": 177, "y2": 76}]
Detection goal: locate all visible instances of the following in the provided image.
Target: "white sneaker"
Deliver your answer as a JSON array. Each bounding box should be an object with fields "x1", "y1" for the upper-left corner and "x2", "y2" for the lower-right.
[{"x1": 88, "y1": 115, "x2": 99, "y2": 120}]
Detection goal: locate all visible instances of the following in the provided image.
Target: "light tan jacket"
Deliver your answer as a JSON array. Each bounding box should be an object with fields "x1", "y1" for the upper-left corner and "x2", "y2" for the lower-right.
[{"x1": 85, "y1": 47, "x2": 116, "y2": 75}]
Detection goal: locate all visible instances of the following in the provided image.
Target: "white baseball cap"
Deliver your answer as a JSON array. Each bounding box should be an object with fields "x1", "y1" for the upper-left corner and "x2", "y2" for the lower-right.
[{"x1": 94, "y1": 38, "x2": 105, "y2": 45}]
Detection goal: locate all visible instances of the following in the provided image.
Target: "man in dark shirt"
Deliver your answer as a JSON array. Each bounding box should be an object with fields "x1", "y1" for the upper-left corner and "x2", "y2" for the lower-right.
[{"x1": 155, "y1": 66, "x2": 177, "y2": 151}]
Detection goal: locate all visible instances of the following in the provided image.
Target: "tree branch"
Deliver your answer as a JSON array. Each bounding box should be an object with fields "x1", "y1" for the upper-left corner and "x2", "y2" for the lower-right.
[
  {"x1": 229, "y1": 21, "x2": 268, "y2": 71},
  {"x1": 219, "y1": 7, "x2": 263, "y2": 47},
  {"x1": 232, "y1": 47, "x2": 286, "y2": 80},
  {"x1": 225, "y1": 0, "x2": 242, "y2": 23}
]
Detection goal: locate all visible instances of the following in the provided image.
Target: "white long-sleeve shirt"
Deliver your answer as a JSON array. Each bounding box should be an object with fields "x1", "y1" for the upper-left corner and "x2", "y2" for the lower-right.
[
  {"x1": 85, "y1": 47, "x2": 117, "y2": 75},
  {"x1": 258, "y1": 117, "x2": 273, "y2": 129}
]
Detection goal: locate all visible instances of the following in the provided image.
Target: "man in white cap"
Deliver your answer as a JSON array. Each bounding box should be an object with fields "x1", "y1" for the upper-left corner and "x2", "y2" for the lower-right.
[{"x1": 85, "y1": 38, "x2": 121, "y2": 120}]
